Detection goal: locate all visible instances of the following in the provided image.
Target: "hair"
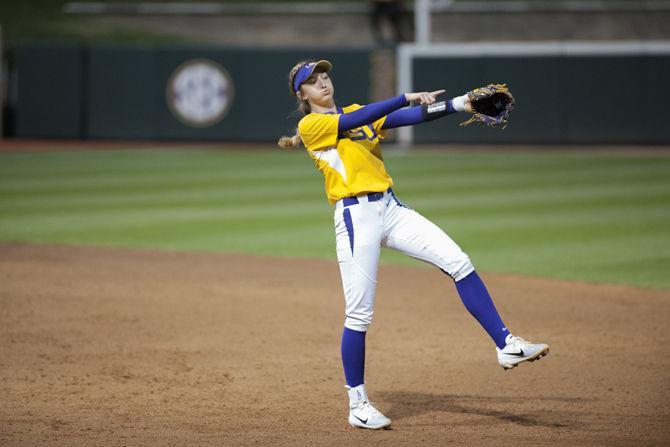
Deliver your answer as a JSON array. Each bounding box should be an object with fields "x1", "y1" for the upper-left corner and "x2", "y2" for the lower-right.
[{"x1": 277, "y1": 60, "x2": 316, "y2": 149}]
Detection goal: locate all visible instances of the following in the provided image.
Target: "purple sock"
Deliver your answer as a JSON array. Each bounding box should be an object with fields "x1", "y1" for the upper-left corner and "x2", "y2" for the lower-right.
[
  {"x1": 341, "y1": 327, "x2": 366, "y2": 387},
  {"x1": 455, "y1": 271, "x2": 510, "y2": 349}
]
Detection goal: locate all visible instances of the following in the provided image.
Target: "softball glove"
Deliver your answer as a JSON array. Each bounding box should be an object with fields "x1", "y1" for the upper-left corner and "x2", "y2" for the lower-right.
[{"x1": 461, "y1": 83, "x2": 515, "y2": 129}]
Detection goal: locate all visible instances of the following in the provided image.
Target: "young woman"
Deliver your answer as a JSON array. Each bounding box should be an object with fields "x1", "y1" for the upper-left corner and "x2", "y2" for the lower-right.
[{"x1": 278, "y1": 60, "x2": 549, "y2": 430}]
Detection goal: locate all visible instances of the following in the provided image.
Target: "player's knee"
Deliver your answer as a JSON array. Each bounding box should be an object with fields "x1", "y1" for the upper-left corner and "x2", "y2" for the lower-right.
[
  {"x1": 448, "y1": 254, "x2": 475, "y2": 282},
  {"x1": 344, "y1": 313, "x2": 372, "y2": 332}
]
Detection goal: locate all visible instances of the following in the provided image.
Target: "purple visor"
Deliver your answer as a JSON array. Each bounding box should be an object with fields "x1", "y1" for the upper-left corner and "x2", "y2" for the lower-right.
[{"x1": 292, "y1": 60, "x2": 332, "y2": 93}]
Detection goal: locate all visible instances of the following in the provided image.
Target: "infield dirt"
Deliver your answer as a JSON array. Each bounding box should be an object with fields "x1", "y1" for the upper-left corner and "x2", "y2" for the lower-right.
[{"x1": 1, "y1": 244, "x2": 668, "y2": 446}]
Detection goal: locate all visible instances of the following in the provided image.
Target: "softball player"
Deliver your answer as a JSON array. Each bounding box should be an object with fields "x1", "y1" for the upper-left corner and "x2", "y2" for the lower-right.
[{"x1": 278, "y1": 60, "x2": 549, "y2": 430}]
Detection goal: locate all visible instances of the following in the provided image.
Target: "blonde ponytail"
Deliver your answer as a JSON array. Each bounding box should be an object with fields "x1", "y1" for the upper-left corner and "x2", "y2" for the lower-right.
[
  {"x1": 277, "y1": 59, "x2": 317, "y2": 149},
  {"x1": 277, "y1": 130, "x2": 302, "y2": 149}
]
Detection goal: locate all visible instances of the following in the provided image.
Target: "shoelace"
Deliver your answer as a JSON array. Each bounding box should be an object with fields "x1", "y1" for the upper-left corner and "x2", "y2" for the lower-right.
[{"x1": 509, "y1": 335, "x2": 530, "y2": 348}]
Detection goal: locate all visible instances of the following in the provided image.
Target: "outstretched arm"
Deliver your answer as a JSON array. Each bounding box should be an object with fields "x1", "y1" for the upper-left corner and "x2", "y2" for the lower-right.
[
  {"x1": 338, "y1": 90, "x2": 445, "y2": 133},
  {"x1": 382, "y1": 94, "x2": 470, "y2": 129}
]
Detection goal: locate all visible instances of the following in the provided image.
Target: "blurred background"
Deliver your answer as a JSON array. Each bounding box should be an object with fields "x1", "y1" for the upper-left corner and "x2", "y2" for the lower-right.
[{"x1": 1, "y1": 0, "x2": 670, "y2": 144}]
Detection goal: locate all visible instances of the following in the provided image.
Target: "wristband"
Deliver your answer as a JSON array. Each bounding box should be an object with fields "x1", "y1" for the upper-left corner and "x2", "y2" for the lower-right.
[
  {"x1": 451, "y1": 94, "x2": 469, "y2": 112},
  {"x1": 421, "y1": 100, "x2": 457, "y2": 122}
]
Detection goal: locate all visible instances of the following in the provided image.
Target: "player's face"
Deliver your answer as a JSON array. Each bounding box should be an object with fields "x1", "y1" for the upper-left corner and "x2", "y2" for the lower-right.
[{"x1": 299, "y1": 71, "x2": 335, "y2": 107}]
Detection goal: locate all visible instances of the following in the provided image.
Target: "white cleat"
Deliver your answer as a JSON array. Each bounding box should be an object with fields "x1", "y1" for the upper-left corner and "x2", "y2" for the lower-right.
[
  {"x1": 346, "y1": 384, "x2": 392, "y2": 430},
  {"x1": 497, "y1": 334, "x2": 549, "y2": 370},
  {"x1": 349, "y1": 401, "x2": 392, "y2": 430}
]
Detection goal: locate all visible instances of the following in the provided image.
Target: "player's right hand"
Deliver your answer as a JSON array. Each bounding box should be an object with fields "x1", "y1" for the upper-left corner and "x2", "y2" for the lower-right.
[{"x1": 405, "y1": 90, "x2": 445, "y2": 105}]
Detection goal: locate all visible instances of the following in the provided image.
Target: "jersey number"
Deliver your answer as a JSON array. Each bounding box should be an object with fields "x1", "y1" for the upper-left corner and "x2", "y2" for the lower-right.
[{"x1": 348, "y1": 125, "x2": 378, "y2": 141}]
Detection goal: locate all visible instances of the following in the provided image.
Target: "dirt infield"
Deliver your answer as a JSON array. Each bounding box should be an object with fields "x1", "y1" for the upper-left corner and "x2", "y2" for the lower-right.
[{"x1": 1, "y1": 244, "x2": 669, "y2": 446}]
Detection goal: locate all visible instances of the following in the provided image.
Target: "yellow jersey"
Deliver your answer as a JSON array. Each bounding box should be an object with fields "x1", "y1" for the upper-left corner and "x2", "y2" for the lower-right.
[{"x1": 298, "y1": 104, "x2": 393, "y2": 205}]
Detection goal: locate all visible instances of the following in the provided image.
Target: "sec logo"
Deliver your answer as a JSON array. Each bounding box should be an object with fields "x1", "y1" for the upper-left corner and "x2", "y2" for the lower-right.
[{"x1": 166, "y1": 59, "x2": 234, "y2": 127}]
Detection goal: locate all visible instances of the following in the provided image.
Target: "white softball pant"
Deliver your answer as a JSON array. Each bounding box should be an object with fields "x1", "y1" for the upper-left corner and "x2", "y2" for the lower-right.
[{"x1": 334, "y1": 188, "x2": 475, "y2": 332}]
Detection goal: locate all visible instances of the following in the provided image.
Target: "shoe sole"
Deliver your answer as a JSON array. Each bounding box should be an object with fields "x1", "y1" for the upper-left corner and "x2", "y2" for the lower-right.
[
  {"x1": 349, "y1": 419, "x2": 392, "y2": 430},
  {"x1": 500, "y1": 346, "x2": 549, "y2": 371}
]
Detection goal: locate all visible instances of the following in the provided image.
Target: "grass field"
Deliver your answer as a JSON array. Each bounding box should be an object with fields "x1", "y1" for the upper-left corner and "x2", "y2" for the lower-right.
[{"x1": 1, "y1": 146, "x2": 668, "y2": 290}]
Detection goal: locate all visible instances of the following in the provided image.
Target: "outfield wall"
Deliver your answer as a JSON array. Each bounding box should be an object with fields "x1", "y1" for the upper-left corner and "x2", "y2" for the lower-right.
[
  {"x1": 11, "y1": 43, "x2": 371, "y2": 141},
  {"x1": 9, "y1": 42, "x2": 670, "y2": 144},
  {"x1": 398, "y1": 42, "x2": 670, "y2": 145}
]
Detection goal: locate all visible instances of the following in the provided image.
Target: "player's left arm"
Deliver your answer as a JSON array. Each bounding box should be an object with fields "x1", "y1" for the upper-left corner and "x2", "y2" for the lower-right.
[{"x1": 382, "y1": 84, "x2": 515, "y2": 129}]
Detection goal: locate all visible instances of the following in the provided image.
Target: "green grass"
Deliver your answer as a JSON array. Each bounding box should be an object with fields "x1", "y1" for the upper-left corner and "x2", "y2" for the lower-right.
[{"x1": 1, "y1": 147, "x2": 669, "y2": 290}]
